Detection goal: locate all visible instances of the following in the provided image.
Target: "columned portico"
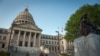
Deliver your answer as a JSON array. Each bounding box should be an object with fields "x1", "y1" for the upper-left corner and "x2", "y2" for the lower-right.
[{"x1": 11, "y1": 27, "x2": 42, "y2": 47}]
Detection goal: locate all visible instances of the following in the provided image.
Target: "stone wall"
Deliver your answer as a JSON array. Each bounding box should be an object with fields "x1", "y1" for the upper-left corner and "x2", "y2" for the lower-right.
[{"x1": 9, "y1": 46, "x2": 41, "y2": 56}]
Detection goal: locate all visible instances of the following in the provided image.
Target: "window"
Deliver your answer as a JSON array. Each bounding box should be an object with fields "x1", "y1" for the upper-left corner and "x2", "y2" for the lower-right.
[
  {"x1": 30, "y1": 42, "x2": 33, "y2": 47},
  {"x1": 19, "y1": 20, "x2": 21, "y2": 23},
  {"x1": 0, "y1": 36, "x2": 1, "y2": 40},
  {"x1": 49, "y1": 41, "x2": 50, "y2": 44},
  {"x1": 55, "y1": 41, "x2": 56, "y2": 44},
  {"x1": 52, "y1": 47, "x2": 54, "y2": 51},
  {"x1": 55, "y1": 47, "x2": 57, "y2": 52},
  {"x1": 52, "y1": 41, "x2": 53, "y2": 44},
  {"x1": 46, "y1": 41, "x2": 48, "y2": 44},
  {"x1": 57, "y1": 42, "x2": 59, "y2": 45},
  {"x1": 3, "y1": 36, "x2": 6, "y2": 40},
  {"x1": 0, "y1": 30, "x2": 3, "y2": 33},
  {"x1": 58, "y1": 47, "x2": 60, "y2": 51},
  {"x1": 5, "y1": 30, "x2": 7, "y2": 33},
  {"x1": 49, "y1": 47, "x2": 51, "y2": 51},
  {"x1": 36, "y1": 33, "x2": 39, "y2": 38},
  {"x1": 2, "y1": 43, "x2": 5, "y2": 48},
  {"x1": 15, "y1": 30, "x2": 19, "y2": 35},
  {"x1": 26, "y1": 32, "x2": 29, "y2": 38},
  {"x1": 25, "y1": 41, "x2": 28, "y2": 47},
  {"x1": 31, "y1": 33, "x2": 34, "y2": 38},
  {"x1": 21, "y1": 20, "x2": 23, "y2": 23},
  {"x1": 20, "y1": 31, "x2": 24, "y2": 37},
  {"x1": 19, "y1": 41, "x2": 22, "y2": 46}
]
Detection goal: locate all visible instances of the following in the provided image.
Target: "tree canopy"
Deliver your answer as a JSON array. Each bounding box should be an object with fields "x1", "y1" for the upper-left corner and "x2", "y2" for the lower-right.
[{"x1": 64, "y1": 4, "x2": 100, "y2": 41}]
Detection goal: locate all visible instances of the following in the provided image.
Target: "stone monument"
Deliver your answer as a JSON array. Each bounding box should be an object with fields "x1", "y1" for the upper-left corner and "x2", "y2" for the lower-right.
[{"x1": 74, "y1": 13, "x2": 100, "y2": 56}]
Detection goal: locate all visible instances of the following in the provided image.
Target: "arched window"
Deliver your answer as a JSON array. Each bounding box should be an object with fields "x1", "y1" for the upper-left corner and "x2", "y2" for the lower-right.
[
  {"x1": 25, "y1": 21, "x2": 27, "y2": 23},
  {"x1": 19, "y1": 20, "x2": 21, "y2": 23}
]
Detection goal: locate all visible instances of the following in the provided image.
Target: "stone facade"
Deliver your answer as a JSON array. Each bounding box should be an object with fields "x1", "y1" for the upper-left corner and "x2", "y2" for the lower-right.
[
  {"x1": 41, "y1": 34, "x2": 63, "y2": 53},
  {"x1": 0, "y1": 28, "x2": 9, "y2": 52}
]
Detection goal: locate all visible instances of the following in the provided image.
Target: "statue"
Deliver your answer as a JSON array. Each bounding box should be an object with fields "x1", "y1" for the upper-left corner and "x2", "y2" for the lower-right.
[
  {"x1": 79, "y1": 13, "x2": 99, "y2": 36},
  {"x1": 74, "y1": 13, "x2": 100, "y2": 56}
]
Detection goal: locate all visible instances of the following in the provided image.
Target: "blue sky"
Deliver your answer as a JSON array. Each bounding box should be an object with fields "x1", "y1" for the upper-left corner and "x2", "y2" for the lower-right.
[{"x1": 0, "y1": 0, "x2": 100, "y2": 35}]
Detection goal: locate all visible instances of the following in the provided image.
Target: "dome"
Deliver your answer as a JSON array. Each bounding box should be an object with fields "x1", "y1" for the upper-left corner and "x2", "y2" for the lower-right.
[
  {"x1": 12, "y1": 8, "x2": 42, "y2": 31},
  {"x1": 14, "y1": 8, "x2": 35, "y2": 25}
]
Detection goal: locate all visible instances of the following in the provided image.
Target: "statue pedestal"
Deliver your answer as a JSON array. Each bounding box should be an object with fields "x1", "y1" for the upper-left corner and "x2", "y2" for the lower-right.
[{"x1": 74, "y1": 33, "x2": 100, "y2": 56}]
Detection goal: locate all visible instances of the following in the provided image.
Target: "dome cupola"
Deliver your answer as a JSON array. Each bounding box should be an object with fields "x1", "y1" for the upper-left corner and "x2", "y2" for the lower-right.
[
  {"x1": 14, "y1": 8, "x2": 35, "y2": 25},
  {"x1": 11, "y1": 8, "x2": 42, "y2": 31}
]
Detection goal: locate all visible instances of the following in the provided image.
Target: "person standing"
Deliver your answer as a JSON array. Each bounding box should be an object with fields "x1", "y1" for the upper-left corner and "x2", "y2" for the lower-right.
[{"x1": 39, "y1": 52, "x2": 44, "y2": 56}]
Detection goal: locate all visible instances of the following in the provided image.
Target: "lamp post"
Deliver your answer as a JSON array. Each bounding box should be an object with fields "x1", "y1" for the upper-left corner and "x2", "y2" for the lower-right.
[{"x1": 55, "y1": 31, "x2": 60, "y2": 54}]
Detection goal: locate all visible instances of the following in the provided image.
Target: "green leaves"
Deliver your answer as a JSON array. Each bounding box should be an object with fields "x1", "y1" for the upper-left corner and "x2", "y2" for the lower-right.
[{"x1": 64, "y1": 4, "x2": 100, "y2": 41}]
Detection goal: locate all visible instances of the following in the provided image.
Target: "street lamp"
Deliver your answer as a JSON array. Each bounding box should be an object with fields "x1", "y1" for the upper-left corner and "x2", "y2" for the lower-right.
[{"x1": 55, "y1": 31, "x2": 60, "y2": 54}]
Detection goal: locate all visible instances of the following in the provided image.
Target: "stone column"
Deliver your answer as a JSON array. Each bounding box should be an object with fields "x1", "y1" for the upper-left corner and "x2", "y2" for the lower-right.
[
  {"x1": 54, "y1": 46, "x2": 55, "y2": 52},
  {"x1": 23, "y1": 31, "x2": 26, "y2": 46},
  {"x1": 34, "y1": 33, "x2": 36, "y2": 47},
  {"x1": 10, "y1": 30, "x2": 15, "y2": 46},
  {"x1": 38, "y1": 33, "x2": 41, "y2": 47},
  {"x1": 17, "y1": 30, "x2": 20, "y2": 46},
  {"x1": 28, "y1": 32, "x2": 31, "y2": 47},
  {"x1": 11, "y1": 30, "x2": 15, "y2": 39}
]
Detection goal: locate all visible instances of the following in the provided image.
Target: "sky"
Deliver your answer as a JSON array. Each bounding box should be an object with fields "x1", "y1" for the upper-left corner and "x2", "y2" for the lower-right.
[{"x1": 0, "y1": 0, "x2": 100, "y2": 35}]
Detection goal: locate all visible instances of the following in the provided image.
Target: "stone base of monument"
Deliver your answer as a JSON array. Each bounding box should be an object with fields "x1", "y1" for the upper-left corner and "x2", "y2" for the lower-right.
[
  {"x1": 74, "y1": 33, "x2": 100, "y2": 56},
  {"x1": 9, "y1": 46, "x2": 42, "y2": 56},
  {"x1": 9, "y1": 46, "x2": 58, "y2": 56},
  {"x1": 10, "y1": 52, "x2": 41, "y2": 56}
]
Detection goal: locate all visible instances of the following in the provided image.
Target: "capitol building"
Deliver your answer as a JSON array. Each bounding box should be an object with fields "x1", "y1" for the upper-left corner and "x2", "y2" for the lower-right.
[{"x1": 0, "y1": 8, "x2": 74, "y2": 55}]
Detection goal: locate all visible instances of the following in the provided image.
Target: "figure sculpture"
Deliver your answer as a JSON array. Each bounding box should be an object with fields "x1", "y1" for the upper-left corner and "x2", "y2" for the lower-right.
[
  {"x1": 79, "y1": 13, "x2": 99, "y2": 36},
  {"x1": 74, "y1": 13, "x2": 100, "y2": 56}
]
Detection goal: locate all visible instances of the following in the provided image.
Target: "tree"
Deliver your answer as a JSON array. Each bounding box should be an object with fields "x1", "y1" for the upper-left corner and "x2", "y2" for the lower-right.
[{"x1": 64, "y1": 4, "x2": 100, "y2": 41}]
